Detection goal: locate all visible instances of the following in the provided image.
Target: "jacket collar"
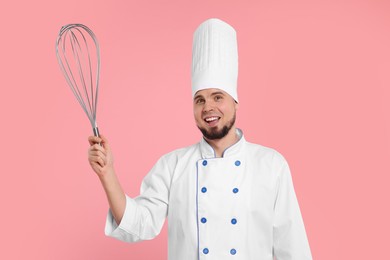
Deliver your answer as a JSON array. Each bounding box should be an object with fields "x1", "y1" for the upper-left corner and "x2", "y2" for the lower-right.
[{"x1": 199, "y1": 128, "x2": 245, "y2": 158}]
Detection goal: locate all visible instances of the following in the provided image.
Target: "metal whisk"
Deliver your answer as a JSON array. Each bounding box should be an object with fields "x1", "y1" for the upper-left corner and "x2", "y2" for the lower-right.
[{"x1": 55, "y1": 24, "x2": 101, "y2": 137}]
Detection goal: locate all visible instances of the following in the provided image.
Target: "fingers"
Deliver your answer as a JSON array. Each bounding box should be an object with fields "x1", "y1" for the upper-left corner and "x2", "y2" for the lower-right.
[
  {"x1": 89, "y1": 159, "x2": 104, "y2": 174},
  {"x1": 88, "y1": 135, "x2": 102, "y2": 146},
  {"x1": 89, "y1": 149, "x2": 107, "y2": 161},
  {"x1": 88, "y1": 135, "x2": 110, "y2": 150},
  {"x1": 99, "y1": 135, "x2": 110, "y2": 150},
  {"x1": 89, "y1": 143, "x2": 107, "y2": 155},
  {"x1": 87, "y1": 134, "x2": 113, "y2": 174},
  {"x1": 89, "y1": 155, "x2": 106, "y2": 168},
  {"x1": 88, "y1": 146, "x2": 107, "y2": 161},
  {"x1": 89, "y1": 150, "x2": 107, "y2": 166}
]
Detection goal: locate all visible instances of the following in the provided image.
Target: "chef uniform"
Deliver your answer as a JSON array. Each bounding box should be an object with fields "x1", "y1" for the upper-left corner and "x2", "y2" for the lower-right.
[{"x1": 105, "y1": 18, "x2": 312, "y2": 260}]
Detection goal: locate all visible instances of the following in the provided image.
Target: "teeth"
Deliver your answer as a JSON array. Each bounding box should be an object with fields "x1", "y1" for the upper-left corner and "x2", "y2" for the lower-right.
[{"x1": 205, "y1": 117, "x2": 219, "y2": 122}]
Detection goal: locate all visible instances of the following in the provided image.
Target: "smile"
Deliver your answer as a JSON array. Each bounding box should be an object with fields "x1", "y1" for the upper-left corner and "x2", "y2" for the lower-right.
[
  {"x1": 204, "y1": 116, "x2": 220, "y2": 122},
  {"x1": 203, "y1": 116, "x2": 221, "y2": 127}
]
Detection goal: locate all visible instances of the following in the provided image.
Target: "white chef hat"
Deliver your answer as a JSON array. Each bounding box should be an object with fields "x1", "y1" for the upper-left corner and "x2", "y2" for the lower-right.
[{"x1": 191, "y1": 18, "x2": 239, "y2": 102}]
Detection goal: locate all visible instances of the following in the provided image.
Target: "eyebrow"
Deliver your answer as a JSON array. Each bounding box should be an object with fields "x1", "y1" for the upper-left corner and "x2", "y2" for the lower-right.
[
  {"x1": 194, "y1": 91, "x2": 225, "y2": 101},
  {"x1": 210, "y1": 91, "x2": 225, "y2": 96},
  {"x1": 193, "y1": 95, "x2": 202, "y2": 102}
]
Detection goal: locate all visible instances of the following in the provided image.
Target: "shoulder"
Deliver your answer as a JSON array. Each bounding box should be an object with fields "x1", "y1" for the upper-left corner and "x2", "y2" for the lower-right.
[
  {"x1": 244, "y1": 140, "x2": 288, "y2": 167},
  {"x1": 244, "y1": 141, "x2": 285, "y2": 159},
  {"x1": 158, "y1": 143, "x2": 200, "y2": 165}
]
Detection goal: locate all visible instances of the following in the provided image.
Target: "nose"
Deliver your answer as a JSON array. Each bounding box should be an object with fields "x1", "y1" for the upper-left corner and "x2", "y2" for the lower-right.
[{"x1": 202, "y1": 100, "x2": 214, "y2": 113}]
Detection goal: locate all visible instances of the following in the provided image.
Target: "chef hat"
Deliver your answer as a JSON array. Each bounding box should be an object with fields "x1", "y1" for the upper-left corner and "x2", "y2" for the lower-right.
[{"x1": 191, "y1": 18, "x2": 239, "y2": 102}]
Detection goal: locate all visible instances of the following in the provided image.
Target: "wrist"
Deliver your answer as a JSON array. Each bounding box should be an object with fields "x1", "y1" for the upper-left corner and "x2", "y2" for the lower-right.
[{"x1": 98, "y1": 166, "x2": 116, "y2": 184}]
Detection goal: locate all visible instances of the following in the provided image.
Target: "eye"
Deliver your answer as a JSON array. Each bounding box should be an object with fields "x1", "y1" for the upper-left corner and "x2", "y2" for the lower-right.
[
  {"x1": 214, "y1": 95, "x2": 223, "y2": 101},
  {"x1": 195, "y1": 98, "x2": 205, "y2": 104}
]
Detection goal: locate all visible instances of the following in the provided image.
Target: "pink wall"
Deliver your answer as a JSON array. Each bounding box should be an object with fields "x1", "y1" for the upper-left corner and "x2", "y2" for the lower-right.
[{"x1": 1, "y1": 0, "x2": 389, "y2": 259}]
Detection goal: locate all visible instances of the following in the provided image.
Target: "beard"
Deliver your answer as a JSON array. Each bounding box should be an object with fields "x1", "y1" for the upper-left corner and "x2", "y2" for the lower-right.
[{"x1": 197, "y1": 113, "x2": 236, "y2": 140}]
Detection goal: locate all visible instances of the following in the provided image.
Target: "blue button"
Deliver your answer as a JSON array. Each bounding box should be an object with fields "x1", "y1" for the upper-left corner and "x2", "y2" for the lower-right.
[
  {"x1": 230, "y1": 248, "x2": 237, "y2": 255},
  {"x1": 201, "y1": 187, "x2": 207, "y2": 193},
  {"x1": 231, "y1": 218, "x2": 237, "y2": 225},
  {"x1": 202, "y1": 160, "x2": 208, "y2": 166},
  {"x1": 203, "y1": 248, "x2": 209, "y2": 254},
  {"x1": 233, "y1": 188, "x2": 239, "y2": 193},
  {"x1": 201, "y1": 217, "x2": 207, "y2": 223},
  {"x1": 235, "y1": 160, "x2": 241, "y2": 166}
]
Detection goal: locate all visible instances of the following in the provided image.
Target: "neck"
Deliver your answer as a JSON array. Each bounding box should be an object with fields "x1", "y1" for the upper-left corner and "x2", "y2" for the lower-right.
[{"x1": 204, "y1": 126, "x2": 239, "y2": 157}]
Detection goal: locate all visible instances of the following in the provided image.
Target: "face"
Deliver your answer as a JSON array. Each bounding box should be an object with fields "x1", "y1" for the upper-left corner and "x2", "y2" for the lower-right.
[{"x1": 193, "y1": 88, "x2": 238, "y2": 140}]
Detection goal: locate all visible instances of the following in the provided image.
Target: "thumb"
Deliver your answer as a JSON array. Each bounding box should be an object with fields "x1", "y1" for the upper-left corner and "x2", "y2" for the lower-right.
[{"x1": 99, "y1": 134, "x2": 110, "y2": 150}]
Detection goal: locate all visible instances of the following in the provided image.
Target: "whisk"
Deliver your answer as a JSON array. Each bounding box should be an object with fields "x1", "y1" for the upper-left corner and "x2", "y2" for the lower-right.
[{"x1": 55, "y1": 24, "x2": 101, "y2": 138}]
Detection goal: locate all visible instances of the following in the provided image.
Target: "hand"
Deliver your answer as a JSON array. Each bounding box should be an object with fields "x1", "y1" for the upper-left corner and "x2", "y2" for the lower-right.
[{"x1": 88, "y1": 135, "x2": 114, "y2": 178}]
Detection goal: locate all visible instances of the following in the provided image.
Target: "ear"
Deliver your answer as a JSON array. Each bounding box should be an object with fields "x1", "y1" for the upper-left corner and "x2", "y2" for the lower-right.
[{"x1": 234, "y1": 101, "x2": 239, "y2": 111}]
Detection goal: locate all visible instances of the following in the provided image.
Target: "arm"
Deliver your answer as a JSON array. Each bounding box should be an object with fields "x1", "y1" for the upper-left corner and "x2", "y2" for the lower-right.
[
  {"x1": 88, "y1": 135, "x2": 125, "y2": 225},
  {"x1": 88, "y1": 135, "x2": 170, "y2": 243},
  {"x1": 273, "y1": 157, "x2": 312, "y2": 260}
]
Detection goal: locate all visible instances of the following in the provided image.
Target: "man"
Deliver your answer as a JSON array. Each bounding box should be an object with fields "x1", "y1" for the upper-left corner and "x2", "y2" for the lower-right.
[{"x1": 88, "y1": 18, "x2": 312, "y2": 260}]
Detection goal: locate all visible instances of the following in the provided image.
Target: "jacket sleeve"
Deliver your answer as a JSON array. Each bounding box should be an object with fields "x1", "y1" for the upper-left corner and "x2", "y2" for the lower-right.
[
  {"x1": 273, "y1": 156, "x2": 312, "y2": 260},
  {"x1": 105, "y1": 155, "x2": 171, "y2": 243}
]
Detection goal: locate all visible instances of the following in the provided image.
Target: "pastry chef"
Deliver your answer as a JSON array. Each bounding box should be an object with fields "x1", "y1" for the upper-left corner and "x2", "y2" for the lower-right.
[{"x1": 88, "y1": 18, "x2": 312, "y2": 260}]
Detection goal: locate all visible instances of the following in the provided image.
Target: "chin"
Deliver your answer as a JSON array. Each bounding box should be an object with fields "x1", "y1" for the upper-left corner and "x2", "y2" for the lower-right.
[{"x1": 197, "y1": 113, "x2": 236, "y2": 140}]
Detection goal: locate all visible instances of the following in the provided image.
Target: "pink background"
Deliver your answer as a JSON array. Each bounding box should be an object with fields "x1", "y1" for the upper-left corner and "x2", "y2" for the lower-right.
[{"x1": 1, "y1": 0, "x2": 389, "y2": 259}]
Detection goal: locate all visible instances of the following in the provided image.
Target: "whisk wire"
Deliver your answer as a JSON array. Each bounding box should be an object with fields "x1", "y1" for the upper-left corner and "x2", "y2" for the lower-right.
[
  {"x1": 59, "y1": 39, "x2": 88, "y2": 119},
  {"x1": 65, "y1": 34, "x2": 92, "y2": 126},
  {"x1": 70, "y1": 30, "x2": 94, "y2": 122},
  {"x1": 56, "y1": 23, "x2": 101, "y2": 133}
]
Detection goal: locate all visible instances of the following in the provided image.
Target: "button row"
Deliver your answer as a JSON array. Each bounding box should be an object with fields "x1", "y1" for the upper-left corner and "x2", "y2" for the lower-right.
[
  {"x1": 200, "y1": 159, "x2": 240, "y2": 257},
  {"x1": 200, "y1": 187, "x2": 239, "y2": 194},
  {"x1": 202, "y1": 248, "x2": 237, "y2": 255},
  {"x1": 202, "y1": 160, "x2": 241, "y2": 166},
  {"x1": 200, "y1": 217, "x2": 237, "y2": 225}
]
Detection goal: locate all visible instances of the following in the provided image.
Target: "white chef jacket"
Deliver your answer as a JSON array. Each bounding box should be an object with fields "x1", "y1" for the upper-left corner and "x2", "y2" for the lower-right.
[{"x1": 105, "y1": 129, "x2": 312, "y2": 260}]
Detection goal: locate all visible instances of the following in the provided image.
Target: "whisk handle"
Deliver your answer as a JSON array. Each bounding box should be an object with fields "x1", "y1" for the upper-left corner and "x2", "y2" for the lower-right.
[
  {"x1": 93, "y1": 127, "x2": 100, "y2": 137},
  {"x1": 93, "y1": 127, "x2": 102, "y2": 146}
]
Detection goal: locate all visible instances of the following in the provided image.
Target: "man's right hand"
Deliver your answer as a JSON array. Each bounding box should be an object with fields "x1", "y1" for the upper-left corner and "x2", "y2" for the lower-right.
[
  {"x1": 87, "y1": 135, "x2": 125, "y2": 225},
  {"x1": 88, "y1": 135, "x2": 114, "y2": 178}
]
